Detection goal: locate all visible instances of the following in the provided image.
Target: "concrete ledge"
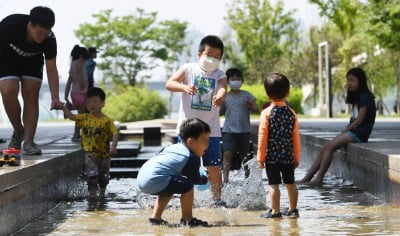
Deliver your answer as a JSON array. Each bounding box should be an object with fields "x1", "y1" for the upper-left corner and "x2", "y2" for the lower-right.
[
  {"x1": 300, "y1": 134, "x2": 400, "y2": 204},
  {"x1": 0, "y1": 150, "x2": 84, "y2": 235}
]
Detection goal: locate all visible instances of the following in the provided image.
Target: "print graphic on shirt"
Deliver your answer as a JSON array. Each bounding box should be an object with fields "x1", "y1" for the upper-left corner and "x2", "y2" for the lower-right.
[
  {"x1": 267, "y1": 106, "x2": 295, "y2": 164},
  {"x1": 9, "y1": 43, "x2": 42, "y2": 57},
  {"x1": 191, "y1": 75, "x2": 215, "y2": 111},
  {"x1": 76, "y1": 114, "x2": 116, "y2": 158}
]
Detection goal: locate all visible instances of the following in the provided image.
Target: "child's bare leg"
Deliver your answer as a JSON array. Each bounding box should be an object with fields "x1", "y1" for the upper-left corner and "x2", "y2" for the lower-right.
[
  {"x1": 222, "y1": 151, "x2": 233, "y2": 183},
  {"x1": 269, "y1": 185, "x2": 280, "y2": 214},
  {"x1": 311, "y1": 133, "x2": 354, "y2": 184},
  {"x1": 180, "y1": 188, "x2": 194, "y2": 220},
  {"x1": 285, "y1": 184, "x2": 298, "y2": 211},
  {"x1": 298, "y1": 147, "x2": 326, "y2": 183},
  {"x1": 151, "y1": 195, "x2": 172, "y2": 219},
  {"x1": 207, "y1": 166, "x2": 222, "y2": 200}
]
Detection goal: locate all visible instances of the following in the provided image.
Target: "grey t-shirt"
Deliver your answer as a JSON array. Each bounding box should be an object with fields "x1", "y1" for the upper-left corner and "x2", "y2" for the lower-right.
[{"x1": 221, "y1": 90, "x2": 255, "y2": 133}]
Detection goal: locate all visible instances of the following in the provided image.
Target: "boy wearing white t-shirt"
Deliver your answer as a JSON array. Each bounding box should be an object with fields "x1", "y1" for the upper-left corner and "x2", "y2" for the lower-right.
[{"x1": 166, "y1": 35, "x2": 227, "y2": 207}]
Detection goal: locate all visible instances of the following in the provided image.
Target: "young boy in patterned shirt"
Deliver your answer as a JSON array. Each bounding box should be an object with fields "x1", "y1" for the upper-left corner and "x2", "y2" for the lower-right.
[
  {"x1": 257, "y1": 73, "x2": 300, "y2": 218},
  {"x1": 58, "y1": 87, "x2": 118, "y2": 199}
]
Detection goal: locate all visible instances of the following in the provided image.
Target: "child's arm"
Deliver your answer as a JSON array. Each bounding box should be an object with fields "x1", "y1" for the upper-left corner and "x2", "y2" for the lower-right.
[
  {"x1": 246, "y1": 99, "x2": 259, "y2": 112},
  {"x1": 166, "y1": 66, "x2": 198, "y2": 95},
  {"x1": 61, "y1": 105, "x2": 77, "y2": 121},
  {"x1": 109, "y1": 133, "x2": 118, "y2": 155},
  {"x1": 213, "y1": 77, "x2": 227, "y2": 107},
  {"x1": 64, "y1": 75, "x2": 72, "y2": 104},
  {"x1": 342, "y1": 106, "x2": 368, "y2": 133},
  {"x1": 292, "y1": 118, "x2": 301, "y2": 168},
  {"x1": 257, "y1": 110, "x2": 269, "y2": 169}
]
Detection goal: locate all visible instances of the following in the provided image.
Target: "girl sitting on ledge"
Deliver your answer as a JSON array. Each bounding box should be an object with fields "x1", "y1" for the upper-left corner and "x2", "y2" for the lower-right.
[{"x1": 298, "y1": 67, "x2": 376, "y2": 186}]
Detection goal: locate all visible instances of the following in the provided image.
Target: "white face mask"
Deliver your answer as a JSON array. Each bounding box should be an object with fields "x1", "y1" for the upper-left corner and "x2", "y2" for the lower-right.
[
  {"x1": 229, "y1": 80, "x2": 242, "y2": 90},
  {"x1": 199, "y1": 56, "x2": 220, "y2": 72}
]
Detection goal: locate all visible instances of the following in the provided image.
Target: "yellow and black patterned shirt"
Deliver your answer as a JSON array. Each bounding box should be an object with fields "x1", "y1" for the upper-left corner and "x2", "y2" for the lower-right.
[{"x1": 75, "y1": 113, "x2": 117, "y2": 158}]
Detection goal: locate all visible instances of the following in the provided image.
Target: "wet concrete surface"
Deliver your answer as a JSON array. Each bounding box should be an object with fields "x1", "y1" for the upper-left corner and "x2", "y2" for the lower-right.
[
  {"x1": 1, "y1": 118, "x2": 400, "y2": 235},
  {"x1": 12, "y1": 168, "x2": 400, "y2": 235}
]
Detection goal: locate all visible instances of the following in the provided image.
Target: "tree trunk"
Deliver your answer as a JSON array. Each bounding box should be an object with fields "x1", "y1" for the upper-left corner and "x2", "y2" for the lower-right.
[{"x1": 391, "y1": 54, "x2": 400, "y2": 115}]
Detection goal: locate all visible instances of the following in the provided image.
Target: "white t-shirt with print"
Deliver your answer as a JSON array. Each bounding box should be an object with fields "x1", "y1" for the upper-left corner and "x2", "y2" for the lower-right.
[{"x1": 177, "y1": 62, "x2": 226, "y2": 137}]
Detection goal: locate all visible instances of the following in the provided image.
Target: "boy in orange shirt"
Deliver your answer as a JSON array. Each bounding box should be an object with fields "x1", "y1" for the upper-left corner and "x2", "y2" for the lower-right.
[{"x1": 257, "y1": 73, "x2": 300, "y2": 218}]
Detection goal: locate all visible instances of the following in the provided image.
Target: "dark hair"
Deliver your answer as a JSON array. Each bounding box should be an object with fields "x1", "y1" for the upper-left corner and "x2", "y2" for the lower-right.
[
  {"x1": 87, "y1": 87, "x2": 106, "y2": 101},
  {"x1": 345, "y1": 67, "x2": 374, "y2": 105},
  {"x1": 29, "y1": 6, "x2": 55, "y2": 29},
  {"x1": 88, "y1": 47, "x2": 97, "y2": 54},
  {"x1": 80, "y1": 47, "x2": 89, "y2": 60},
  {"x1": 179, "y1": 118, "x2": 210, "y2": 143},
  {"x1": 199, "y1": 35, "x2": 224, "y2": 57},
  {"x1": 264, "y1": 73, "x2": 290, "y2": 100},
  {"x1": 226, "y1": 68, "x2": 243, "y2": 81},
  {"x1": 70, "y1": 45, "x2": 89, "y2": 61}
]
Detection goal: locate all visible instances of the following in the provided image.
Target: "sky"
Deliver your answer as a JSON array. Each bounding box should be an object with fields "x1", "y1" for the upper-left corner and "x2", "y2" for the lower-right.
[{"x1": 0, "y1": 0, "x2": 321, "y2": 83}]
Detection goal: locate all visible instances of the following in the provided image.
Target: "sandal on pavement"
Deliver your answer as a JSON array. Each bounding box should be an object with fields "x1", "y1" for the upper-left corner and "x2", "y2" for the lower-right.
[{"x1": 149, "y1": 218, "x2": 168, "y2": 225}]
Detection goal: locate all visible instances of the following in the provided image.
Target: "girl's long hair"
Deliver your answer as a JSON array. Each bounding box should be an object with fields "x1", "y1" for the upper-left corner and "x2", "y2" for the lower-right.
[{"x1": 345, "y1": 67, "x2": 374, "y2": 105}]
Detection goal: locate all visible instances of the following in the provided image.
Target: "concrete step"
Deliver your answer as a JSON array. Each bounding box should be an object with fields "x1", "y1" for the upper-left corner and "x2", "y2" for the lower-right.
[
  {"x1": 110, "y1": 145, "x2": 163, "y2": 178},
  {"x1": 110, "y1": 156, "x2": 149, "y2": 168},
  {"x1": 110, "y1": 167, "x2": 140, "y2": 179},
  {"x1": 114, "y1": 141, "x2": 141, "y2": 157}
]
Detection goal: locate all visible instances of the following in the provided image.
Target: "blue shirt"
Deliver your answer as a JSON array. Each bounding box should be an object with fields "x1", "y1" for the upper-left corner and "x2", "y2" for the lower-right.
[
  {"x1": 85, "y1": 58, "x2": 96, "y2": 88},
  {"x1": 137, "y1": 143, "x2": 203, "y2": 194}
]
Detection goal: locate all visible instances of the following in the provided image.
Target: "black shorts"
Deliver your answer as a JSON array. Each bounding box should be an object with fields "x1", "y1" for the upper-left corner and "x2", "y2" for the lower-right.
[
  {"x1": 0, "y1": 55, "x2": 44, "y2": 79},
  {"x1": 222, "y1": 132, "x2": 251, "y2": 155},
  {"x1": 153, "y1": 175, "x2": 193, "y2": 196},
  {"x1": 265, "y1": 163, "x2": 295, "y2": 185}
]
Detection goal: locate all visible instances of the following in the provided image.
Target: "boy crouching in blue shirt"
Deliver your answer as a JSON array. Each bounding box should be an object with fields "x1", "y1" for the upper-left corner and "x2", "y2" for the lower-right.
[{"x1": 137, "y1": 118, "x2": 210, "y2": 227}]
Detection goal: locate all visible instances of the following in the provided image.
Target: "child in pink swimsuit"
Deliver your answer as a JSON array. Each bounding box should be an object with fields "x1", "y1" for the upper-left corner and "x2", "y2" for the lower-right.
[{"x1": 65, "y1": 45, "x2": 89, "y2": 141}]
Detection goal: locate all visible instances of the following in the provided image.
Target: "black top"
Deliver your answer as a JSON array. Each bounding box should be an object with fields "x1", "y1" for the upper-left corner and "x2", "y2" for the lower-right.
[
  {"x1": 0, "y1": 14, "x2": 57, "y2": 77},
  {"x1": 349, "y1": 92, "x2": 376, "y2": 142},
  {"x1": 267, "y1": 106, "x2": 296, "y2": 164}
]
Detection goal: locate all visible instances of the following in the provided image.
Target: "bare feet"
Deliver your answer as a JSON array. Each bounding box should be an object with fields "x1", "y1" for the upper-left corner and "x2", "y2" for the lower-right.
[
  {"x1": 306, "y1": 180, "x2": 323, "y2": 187},
  {"x1": 296, "y1": 178, "x2": 310, "y2": 184}
]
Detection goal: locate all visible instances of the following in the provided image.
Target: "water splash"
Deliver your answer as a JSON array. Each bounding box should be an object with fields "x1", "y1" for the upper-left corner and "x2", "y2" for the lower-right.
[
  {"x1": 136, "y1": 158, "x2": 267, "y2": 210},
  {"x1": 222, "y1": 158, "x2": 267, "y2": 210}
]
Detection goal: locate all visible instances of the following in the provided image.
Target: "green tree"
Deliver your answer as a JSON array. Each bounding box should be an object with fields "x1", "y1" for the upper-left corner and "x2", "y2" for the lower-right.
[
  {"x1": 74, "y1": 9, "x2": 187, "y2": 87},
  {"x1": 367, "y1": 0, "x2": 400, "y2": 113},
  {"x1": 103, "y1": 86, "x2": 167, "y2": 122},
  {"x1": 290, "y1": 24, "x2": 343, "y2": 107},
  {"x1": 224, "y1": 0, "x2": 300, "y2": 84},
  {"x1": 309, "y1": 0, "x2": 366, "y2": 70}
]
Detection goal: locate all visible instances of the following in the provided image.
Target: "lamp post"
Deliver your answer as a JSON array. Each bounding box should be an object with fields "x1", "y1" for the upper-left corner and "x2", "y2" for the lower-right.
[{"x1": 318, "y1": 41, "x2": 332, "y2": 118}]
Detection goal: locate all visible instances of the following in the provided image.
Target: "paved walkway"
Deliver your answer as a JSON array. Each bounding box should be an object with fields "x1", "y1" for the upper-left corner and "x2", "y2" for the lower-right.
[{"x1": 1, "y1": 117, "x2": 400, "y2": 156}]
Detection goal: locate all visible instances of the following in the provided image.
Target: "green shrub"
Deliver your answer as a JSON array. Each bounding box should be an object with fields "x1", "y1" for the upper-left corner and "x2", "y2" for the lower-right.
[
  {"x1": 103, "y1": 86, "x2": 167, "y2": 122},
  {"x1": 241, "y1": 84, "x2": 303, "y2": 114}
]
